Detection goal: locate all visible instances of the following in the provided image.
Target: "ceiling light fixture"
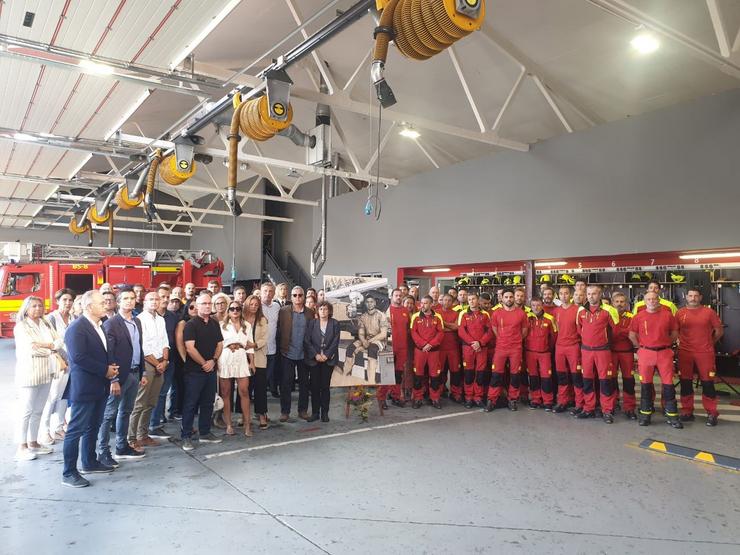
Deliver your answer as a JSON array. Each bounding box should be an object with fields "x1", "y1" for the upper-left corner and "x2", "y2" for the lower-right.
[
  {"x1": 679, "y1": 252, "x2": 740, "y2": 260},
  {"x1": 534, "y1": 261, "x2": 567, "y2": 267},
  {"x1": 78, "y1": 59, "x2": 115, "y2": 75},
  {"x1": 422, "y1": 267, "x2": 450, "y2": 273},
  {"x1": 630, "y1": 33, "x2": 660, "y2": 54},
  {"x1": 399, "y1": 125, "x2": 420, "y2": 140}
]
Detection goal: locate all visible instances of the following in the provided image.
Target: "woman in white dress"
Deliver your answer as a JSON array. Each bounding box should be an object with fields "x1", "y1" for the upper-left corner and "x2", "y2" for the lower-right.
[
  {"x1": 218, "y1": 301, "x2": 255, "y2": 437},
  {"x1": 14, "y1": 296, "x2": 65, "y2": 461}
]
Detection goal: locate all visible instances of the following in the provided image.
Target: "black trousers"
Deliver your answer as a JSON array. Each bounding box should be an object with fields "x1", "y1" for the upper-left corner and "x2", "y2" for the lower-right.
[
  {"x1": 310, "y1": 362, "x2": 333, "y2": 417},
  {"x1": 281, "y1": 357, "x2": 310, "y2": 415},
  {"x1": 252, "y1": 366, "x2": 267, "y2": 415}
]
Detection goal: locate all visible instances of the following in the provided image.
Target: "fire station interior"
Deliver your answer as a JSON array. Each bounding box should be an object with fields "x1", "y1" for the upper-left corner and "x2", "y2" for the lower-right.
[{"x1": 0, "y1": 1, "x2": 739, "y2": 553}]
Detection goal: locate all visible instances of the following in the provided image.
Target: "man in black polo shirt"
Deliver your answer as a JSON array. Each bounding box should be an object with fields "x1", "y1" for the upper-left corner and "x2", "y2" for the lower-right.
[{"x1": 181, "y1": 293, "x2": 224, "y2": 451}]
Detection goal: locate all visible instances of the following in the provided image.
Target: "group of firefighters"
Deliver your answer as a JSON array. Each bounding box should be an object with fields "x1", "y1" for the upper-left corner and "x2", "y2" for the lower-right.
[{"x1": 381, "y1": 279, "x2": 723, "y2": 428}]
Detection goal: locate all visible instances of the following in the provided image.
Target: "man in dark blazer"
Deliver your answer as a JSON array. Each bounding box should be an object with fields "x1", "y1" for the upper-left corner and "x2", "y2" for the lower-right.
[
  {"x1": 62, "y1": 290, "x2": 119, "y2": 488},
  {"x1": 97, "y1": 289, "x2": 146, "y2": 465}
]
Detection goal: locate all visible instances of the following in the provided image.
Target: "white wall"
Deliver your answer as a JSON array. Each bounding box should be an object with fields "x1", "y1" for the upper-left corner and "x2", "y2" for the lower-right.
[{"x1": 290, "y1": 88, "x2": 740, "y2": 284}]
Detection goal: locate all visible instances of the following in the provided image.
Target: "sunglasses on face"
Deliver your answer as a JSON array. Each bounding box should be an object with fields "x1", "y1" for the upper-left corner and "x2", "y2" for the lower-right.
[
  {"x1": 292, "y1": 293, "x2": 303, "y2": 297},
  {"x1": 228, "y1": 306, "x2": 241, "y2": 312},
  {"x1": 188, "y1": 305, "x2": 197, "y2": 311}
]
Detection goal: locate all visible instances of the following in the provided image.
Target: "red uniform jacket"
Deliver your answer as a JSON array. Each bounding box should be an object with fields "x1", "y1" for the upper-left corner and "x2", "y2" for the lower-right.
[
  {"x1": 438, "y1": 308, "x2": 461, "y2": 351},
  {"x1": 554, "y1": 304, "x2": 580, "y2": 347},
  {"x1": 457, "y1": 309, "x2": 493, "y2": 347},
  {"x1": 388, "y1": 305, "x2": 410, "y2": 352},
  {"x1": 525, "y1": 312, "x2": 557, "y2": 352},
  {"x1": 410, "y1": 311, "x2": 445, "y2": 350},
  {"x1": 611, "y1": 311, "x2": 634, "y2": 352},
  {"x1": 577, "y1": 304, "x2": 619, "y2": 349}
]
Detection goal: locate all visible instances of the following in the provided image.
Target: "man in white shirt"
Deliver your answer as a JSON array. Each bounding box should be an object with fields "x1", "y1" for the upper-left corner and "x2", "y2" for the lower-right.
[
  {"x1": 128, "y1": 292, "x2": 169, "y2": 449},
  {"x1": 261, "y1": 282, "x2": 282, "y2": 397}
]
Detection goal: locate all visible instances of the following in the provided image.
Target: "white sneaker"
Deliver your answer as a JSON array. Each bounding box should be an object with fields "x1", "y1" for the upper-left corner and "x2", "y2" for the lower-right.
[
  {"x1": 30, "y1": 445, "x2": 54, "y2": 455},
  {"x1": 15, "y1": 448, "x2": 37, "y2": 461}
]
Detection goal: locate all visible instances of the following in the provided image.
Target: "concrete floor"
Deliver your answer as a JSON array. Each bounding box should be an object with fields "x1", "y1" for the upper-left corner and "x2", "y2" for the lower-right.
[{"x1": 1, "y1": 339, "x2": 739, "y2": 554}]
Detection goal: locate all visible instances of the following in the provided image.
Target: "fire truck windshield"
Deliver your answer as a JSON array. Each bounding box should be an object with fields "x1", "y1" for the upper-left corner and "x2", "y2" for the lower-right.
[{"x1": 2, "y1": 271, "x2": 41, "y2": 296}]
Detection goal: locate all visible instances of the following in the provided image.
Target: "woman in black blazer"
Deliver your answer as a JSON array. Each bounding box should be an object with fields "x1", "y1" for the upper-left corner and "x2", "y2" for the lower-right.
[{"x1": 304, "y1": 301, "x2": 340, "y2": 422}]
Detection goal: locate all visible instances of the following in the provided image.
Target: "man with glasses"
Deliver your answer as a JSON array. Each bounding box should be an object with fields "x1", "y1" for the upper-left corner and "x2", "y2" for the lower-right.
[
  {"x1": 277, "y1": 287, "x2": 315, "y2": 422},
  {"x1": 181, "y1": 293, "x2": 224, "y2": 451},
  {"x1": 101, "y1": 291, "x2": 117, "y2": 323}
]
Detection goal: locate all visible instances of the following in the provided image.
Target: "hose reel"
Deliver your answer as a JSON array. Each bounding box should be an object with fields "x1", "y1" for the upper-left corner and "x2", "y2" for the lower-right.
[{"x1": 372, "y1": 0, "x2": 485, "y2": 107}]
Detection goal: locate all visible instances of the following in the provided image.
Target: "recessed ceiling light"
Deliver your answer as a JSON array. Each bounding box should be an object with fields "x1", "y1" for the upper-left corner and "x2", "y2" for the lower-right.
[
  {"x1": 78, "y1": 59, "x2": 115, "y2": 75},
  {"x1": 679, "y1": 252, "x2": 740, "y2": 260},
  {"x1": 422, "y1": 267, "x2": 450, "y2": 273},
  {"x1": 399, "y1": 126, "x2": 420, "y2": 140},
  {"x1": 534, "y1": 261, "x2": 567, "y2": 267},
  {"x1": 630, "y1": 33, "x2": 660, "y2": 54}
]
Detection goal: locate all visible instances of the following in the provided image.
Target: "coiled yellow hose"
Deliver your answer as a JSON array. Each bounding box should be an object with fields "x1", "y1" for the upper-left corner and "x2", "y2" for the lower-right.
[{"x1": 159, "y1": 153, "x2": 196, "y2": 186}]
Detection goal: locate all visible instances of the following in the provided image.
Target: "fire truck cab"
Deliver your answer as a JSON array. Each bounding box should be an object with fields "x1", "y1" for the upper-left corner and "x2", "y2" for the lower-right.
[{"x1": 0, "y1": 243, "x2": 224, "y2": 337}]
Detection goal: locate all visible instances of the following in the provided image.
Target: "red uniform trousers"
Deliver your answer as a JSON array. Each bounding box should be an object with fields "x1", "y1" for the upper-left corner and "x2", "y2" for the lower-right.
[
  {"x1": 525, "y1": 351, "x2": 554, "y2": 406},
  {"x1": 637, "y1": 347, "x2": 678, "y2": 418},
  {"x1": 519, "y1": 347, "x2": 529, "y2": 402},
  {"x1": 462, "y1": 345, "x2": 488, "y2": 403},
  {"x1": 489, "y1": 347, "x2": 523, "y2": 403},
  {"x1": 555, "y1": 344, "x2": 583, "y2": 408},
  {"x1": 440, "y1": 348, "x2": 462, "y2": 401},
  {"x1": 611, "y1": 351, "x2": 636, "y2": 412},
  {"x1": 581, "y1": 348, "x2": 616, "y2": 414},
  {"x1": 378, "y1": 348, "x2": 408, "y2": 402},
  {"x1": 413, "y1": 349, "x2": 441, "y2": 401},
  {"x1": 678, "y1": 350, "x2": 719, "y2": 417}
]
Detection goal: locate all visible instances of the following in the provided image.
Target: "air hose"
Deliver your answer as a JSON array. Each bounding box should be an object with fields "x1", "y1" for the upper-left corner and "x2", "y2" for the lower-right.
[
  {"x1": 159, "y1": 153, "x2": 196, "y2": 186},
  {"x1": 372, "y1": 0, "x2": 485, "y2": 107}
]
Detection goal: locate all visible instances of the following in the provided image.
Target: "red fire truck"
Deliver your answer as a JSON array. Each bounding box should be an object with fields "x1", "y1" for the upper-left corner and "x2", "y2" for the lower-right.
[{"x1": 0, "y1": 243, "x2": 224, "y2": 337}]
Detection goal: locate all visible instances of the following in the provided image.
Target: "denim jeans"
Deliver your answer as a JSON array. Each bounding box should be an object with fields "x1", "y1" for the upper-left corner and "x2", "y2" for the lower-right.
[
  {"x1": 63, "y1": 398, "x2": 107, "y2": 477},
  {"x1": 97, "y1": 373, "x2": 138, "y2": 456},
  {"x1": 181, "y1": 370, "x2": 217, "y2": 439},
  {"x1": 149, "y1": 359, "x2": 174, "y2": 431}
]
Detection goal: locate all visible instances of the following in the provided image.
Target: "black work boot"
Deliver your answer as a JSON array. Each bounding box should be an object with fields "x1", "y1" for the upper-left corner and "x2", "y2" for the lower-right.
[
  {"x1": 638, "y1": 412, "x2": 651, "y2": 426},
  {"x1": 484, "y1": 400, "x2": 495, "y2": 413},
  {"x1": 508, "y1": 400, "x2": 518, "y2": 411}
]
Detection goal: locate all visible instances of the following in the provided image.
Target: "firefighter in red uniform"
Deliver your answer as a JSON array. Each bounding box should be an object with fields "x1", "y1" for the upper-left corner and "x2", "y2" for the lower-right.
[
  {"x1": 629, "y1": 291, "x2": 682, "y2": 428},
  {"x1": 438, "y1": 294, "x2": 462, "y2": 402},
  {"x1": 488, "y1": 289, "x2": 529, "y2": 411},
  {"x1": 541, "y1": 286, "x2": 557, "y2": 316},
  {"x1": 577, "y1": 285, "x2": 620, "y2": 423},
  {"x1": 524, "y1": 298, "x2": 557, "y2": 410},
  {"x1": 410, "y1": 296, "x2": 445, "y2": 409},
  {"x1": 457, "y1": 292, "x2": 493, "y2": 409},
  {"x1": 677, "y1": 288, "x2": 723, "y2": 426},
  {"x1": 479, "y1": 292, "x2": 496, "y2": 402},
  {"x1": 429, "y1": 286, "x2": 442, "y2": 312},
  {"x1": 379, "y1": 288, "x2": 409, "y2": 408},
  {"x1": 513, "y1": 287, "x2": 530, "y2": 403},
  {"x1": 553, "y1": 286, "x2": 582, "y2": 414},
  {"x1": 610, "y1": 292, "x2": 637, "y2": 420}
]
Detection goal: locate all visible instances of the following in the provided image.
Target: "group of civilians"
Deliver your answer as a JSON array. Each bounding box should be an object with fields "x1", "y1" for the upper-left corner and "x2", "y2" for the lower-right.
[{"x1": 12, "y1": 279, "x2": 340, "y2": 488}]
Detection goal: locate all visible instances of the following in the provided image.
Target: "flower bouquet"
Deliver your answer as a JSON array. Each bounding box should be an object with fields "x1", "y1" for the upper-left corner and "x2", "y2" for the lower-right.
[{"x1": 346, "y1": 386, "x2": 374, "y2": 422}]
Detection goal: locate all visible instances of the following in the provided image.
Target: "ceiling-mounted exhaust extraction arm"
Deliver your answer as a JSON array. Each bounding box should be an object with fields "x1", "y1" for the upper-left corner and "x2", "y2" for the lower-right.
[{"x1": 371, "y1": 0, "x2": 486, "y2": 108}]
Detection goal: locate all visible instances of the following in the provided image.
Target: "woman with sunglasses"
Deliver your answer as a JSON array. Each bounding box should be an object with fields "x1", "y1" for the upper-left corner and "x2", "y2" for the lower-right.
[
  {"x1": 243, "y1": 295, "x2": 269, "y2": 429},
  {"x1": 218, "y1": 302, "x2": 254, "y2": 436}
]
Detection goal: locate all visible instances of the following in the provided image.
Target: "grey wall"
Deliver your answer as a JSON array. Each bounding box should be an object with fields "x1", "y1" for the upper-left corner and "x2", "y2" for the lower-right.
[
  {"x1": 0, "y1": 226, "x2": 189, "y2": 250},
  {"x1": 271, "y1": 182, "x2": 321, "y2": 273},
  {"x1": 293, "y1": 88, "x2": 740, "y2": 284},
  {"x1": 189, "y1": 215, "x2": 262, "y2": 284}
]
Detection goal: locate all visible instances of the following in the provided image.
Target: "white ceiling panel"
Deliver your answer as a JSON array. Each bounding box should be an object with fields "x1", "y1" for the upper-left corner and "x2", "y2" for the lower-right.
[{"x1": 0, "y1": 0, "x2": 69, "y2": 44}]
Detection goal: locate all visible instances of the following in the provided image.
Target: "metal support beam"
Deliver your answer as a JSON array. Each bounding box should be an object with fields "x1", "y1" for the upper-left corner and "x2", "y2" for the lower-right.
[
  {"x1": 492, "y1": 67, "x2": 526, "y2": 132},
  {"x1": 532, "y1": 75, "x2": 573, "y2": 133},
  {"x1": 364, "y1": 122, "x2": 397, "y2": 174},
  {"x1": 413, "y1": 138, "x2": 440, "y2": 169},
  {"x1": 480, "y1": 28, "x2": 602, "y2": 127},
  {"x1": 706, "y1": 0, "x2": 731, "y2": 57},
  {"x1": 448, "y1": 46, "x2": 487, "y2": 132},
  {"x1": 0, "y1": 34, "x2": 222, "y2": 98},
  {"x1": 3, "y1": 219, "x2": 192, "y2": 237},
  {"x1": 587, "y1": 0, "x2": 740, "y2": 80}
]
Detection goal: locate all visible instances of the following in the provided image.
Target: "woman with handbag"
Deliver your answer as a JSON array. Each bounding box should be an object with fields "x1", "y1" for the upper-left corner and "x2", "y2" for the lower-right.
[
  {"x1": 304, "y1": 301, "x2": 340, "y2": 422},
  {"x1": 14, "y1": 296, "x2": 65, "y2": 461},
  {"x1": 244, "y1": 295, "x2": 269, "y2": 430},
  {"x1": 218, "y1": 301, "x2": 254, "y2": 437}
]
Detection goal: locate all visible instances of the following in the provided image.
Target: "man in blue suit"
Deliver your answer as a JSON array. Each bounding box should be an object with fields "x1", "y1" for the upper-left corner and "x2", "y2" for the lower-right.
[
  {"x1": 97, "y1": 289, "x2": 146, "y2": 466},
  {"x1": 62, "y1": 290, "x2": 120, "y2": 488}
]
